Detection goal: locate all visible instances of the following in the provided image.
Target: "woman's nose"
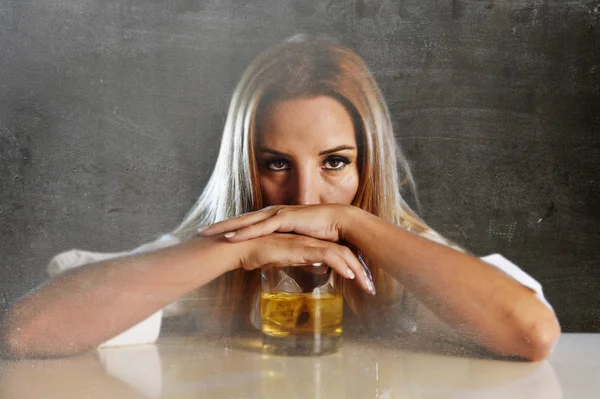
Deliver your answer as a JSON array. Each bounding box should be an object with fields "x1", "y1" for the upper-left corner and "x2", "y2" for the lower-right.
[{"x1": 290, "y1": 169, "x2": 320, "y2": 205}]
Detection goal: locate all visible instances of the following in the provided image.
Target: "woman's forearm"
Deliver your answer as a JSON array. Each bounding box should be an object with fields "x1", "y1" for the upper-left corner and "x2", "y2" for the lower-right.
[
  {"x1": 1, "y1": 237, "x2": 238, "y2": 358},
  {"x1": 342, "y1": 207, "x2": 560, "y2": 361}
]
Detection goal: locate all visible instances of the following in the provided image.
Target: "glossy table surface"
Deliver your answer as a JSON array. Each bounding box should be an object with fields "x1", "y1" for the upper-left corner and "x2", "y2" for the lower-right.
[{"x1": 0, "y1": 333, "x2": 598, "y2": 398}]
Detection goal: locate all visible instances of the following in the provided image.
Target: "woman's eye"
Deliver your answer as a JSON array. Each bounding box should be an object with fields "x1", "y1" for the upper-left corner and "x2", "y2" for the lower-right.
[
  {"x1": 266, "y1": 159, "x2": 290, "y2": 171},
  {"x1": 323, "y1": 156, "x2": 350, "y2": 171}
]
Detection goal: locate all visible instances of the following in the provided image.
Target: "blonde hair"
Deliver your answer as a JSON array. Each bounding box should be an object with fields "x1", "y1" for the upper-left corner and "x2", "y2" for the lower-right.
[{"x1": 171, "y1": 34, "x2": 458, "y2": 329}]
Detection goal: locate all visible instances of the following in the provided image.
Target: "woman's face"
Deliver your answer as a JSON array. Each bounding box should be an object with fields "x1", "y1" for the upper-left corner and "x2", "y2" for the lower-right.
[{"x1": 257, "y1": 95, "x2": 360, "y2": 206}]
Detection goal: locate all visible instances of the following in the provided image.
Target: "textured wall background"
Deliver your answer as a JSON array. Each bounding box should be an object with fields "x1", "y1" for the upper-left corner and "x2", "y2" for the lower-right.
[{"x1": 1, "y1": 0, "x2": 598, "y2": 331}]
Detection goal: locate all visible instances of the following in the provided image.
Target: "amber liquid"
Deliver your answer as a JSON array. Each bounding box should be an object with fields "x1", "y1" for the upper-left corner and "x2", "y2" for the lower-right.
[{"x1": 260, "y1": 292, "x2": 343, "y2": 355}]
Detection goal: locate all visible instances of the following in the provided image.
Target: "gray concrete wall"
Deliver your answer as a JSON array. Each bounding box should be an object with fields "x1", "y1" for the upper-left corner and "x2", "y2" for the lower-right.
[{"x1": 1, "y1": 0, "x2": 598, "y2": 331}]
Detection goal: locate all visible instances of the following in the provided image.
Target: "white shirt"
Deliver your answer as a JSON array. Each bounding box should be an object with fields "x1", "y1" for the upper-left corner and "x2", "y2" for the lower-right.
[{"x1": 46, "y1": 234, "x2": 553, "y2": 349}]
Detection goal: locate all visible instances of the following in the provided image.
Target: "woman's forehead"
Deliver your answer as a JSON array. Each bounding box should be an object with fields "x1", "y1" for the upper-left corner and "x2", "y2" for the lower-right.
[{"x1": 257, "y1": 96, "x2": 357, "y2": 151}]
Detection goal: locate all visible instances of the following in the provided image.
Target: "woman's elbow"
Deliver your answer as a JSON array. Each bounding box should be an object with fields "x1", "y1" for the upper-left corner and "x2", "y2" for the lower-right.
[
  {"x1": 1, "y1": 314, "x2": 33, "y2": 358},
  {"x1": 1, "y1": 309, "x2": 87, "y2": 359},
  {"x1": 519, "y1": 310, "x2": 561, "y2": 362}
]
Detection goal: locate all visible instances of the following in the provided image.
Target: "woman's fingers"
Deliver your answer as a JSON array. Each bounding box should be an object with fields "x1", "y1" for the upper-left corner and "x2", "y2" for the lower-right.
[
  {"x1": 239, "y1": 232, "x2": 374, "y2": 295},
  {"x1": 310, "y1": 246, "x2": 356, "y2": 280},
  {"x1": 200, "y1": 205, "x2": 341, "y2": 243},
  {"x1": 224, "y1": 214, "x2": 292, "y2": 242},
  {"x1": 337, "y1": 246, "x2": 377, "y2": 295},
  {"x1": 199, "y1": 206, "x2": 282, "y2": 236},
  {"x1": 285, "y1": 238, "x2": 375, "y2": 295}
]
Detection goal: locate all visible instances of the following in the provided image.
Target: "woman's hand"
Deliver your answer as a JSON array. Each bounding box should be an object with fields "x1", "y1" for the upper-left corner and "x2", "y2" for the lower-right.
[
  {"x1": 235, "y1": 232, "x2": 375, "y2": 295},
  {"x1": 199, "y1": 204, "x2": 355, "y2": 243}
]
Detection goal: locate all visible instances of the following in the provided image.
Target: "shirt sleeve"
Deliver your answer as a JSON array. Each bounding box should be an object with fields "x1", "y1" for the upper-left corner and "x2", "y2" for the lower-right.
[
  {"x1": 480, "y1": 253, "x2": 553, "y2": 311},
  {"x1": 46, "y1": 234, "x2": 181, "y2": 349}
]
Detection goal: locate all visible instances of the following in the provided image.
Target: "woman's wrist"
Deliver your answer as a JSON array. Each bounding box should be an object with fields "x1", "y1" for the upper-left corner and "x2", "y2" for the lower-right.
[
  {"x1": 338, "y1": 205, "x2": 372, "y2": 247},
  {"x1": 185, "y1": 236, "x2": 243, "y2": 275},
  {"x1": 339, "y1": 206, "x2": 412, "y2": 259}
]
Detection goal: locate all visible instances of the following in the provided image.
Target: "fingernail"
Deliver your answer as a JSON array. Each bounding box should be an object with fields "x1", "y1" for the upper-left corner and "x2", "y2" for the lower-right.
[
  {"x1": 224, "y1": 232, "x2": 236, "y2": 238},
  {"x1": 197, "y1": 226, "x2": 208, "y2": 235},
  {"x1": 346, "y1": 268, "x2": 355, "y2": 279},
  {"x1": 357, "y1": 254, "x2": 373, "y2": 281},
  {"x1": 367, "y1": 279, "x2": 376, "y2": 295}
]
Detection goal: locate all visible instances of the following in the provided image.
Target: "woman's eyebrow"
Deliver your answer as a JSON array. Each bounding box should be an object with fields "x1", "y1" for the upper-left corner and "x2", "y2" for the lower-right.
[
  {"x1": 258, "y1": 145, "x2": 357, "y2": 157},
  {"x1": 258, "y1": 147, "x2": 289, "y2": 156},
  {"x1": 318, "y1": 145, "x2": 356, "y2": 156}
]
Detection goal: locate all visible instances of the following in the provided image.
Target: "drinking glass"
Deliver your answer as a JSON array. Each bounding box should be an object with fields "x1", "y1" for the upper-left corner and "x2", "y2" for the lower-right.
[{"x1": 260, "y1": 263, "x2": 343, "y2": 356}]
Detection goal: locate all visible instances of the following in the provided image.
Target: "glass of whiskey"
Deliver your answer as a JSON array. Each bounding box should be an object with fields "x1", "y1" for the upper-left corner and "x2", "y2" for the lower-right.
[{"x1": 260, "y1": 263, "x2": 343, "y2": 356}]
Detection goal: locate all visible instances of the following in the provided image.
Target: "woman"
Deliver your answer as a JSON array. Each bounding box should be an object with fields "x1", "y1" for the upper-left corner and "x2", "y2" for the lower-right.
[{"x1": 1, "y1": 35, "x2": 560, "y2": 360}]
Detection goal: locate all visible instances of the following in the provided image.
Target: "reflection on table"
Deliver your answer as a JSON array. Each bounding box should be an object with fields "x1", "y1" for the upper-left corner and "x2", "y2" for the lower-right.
[{"x1": 1, "y1": 333, "x2": 597, "y2": 398}]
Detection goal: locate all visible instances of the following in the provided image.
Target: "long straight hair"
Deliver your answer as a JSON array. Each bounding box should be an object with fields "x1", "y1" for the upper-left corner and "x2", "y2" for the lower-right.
[{"x1": 171, "y1": 35, "x2": 459, "y2": 329}]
